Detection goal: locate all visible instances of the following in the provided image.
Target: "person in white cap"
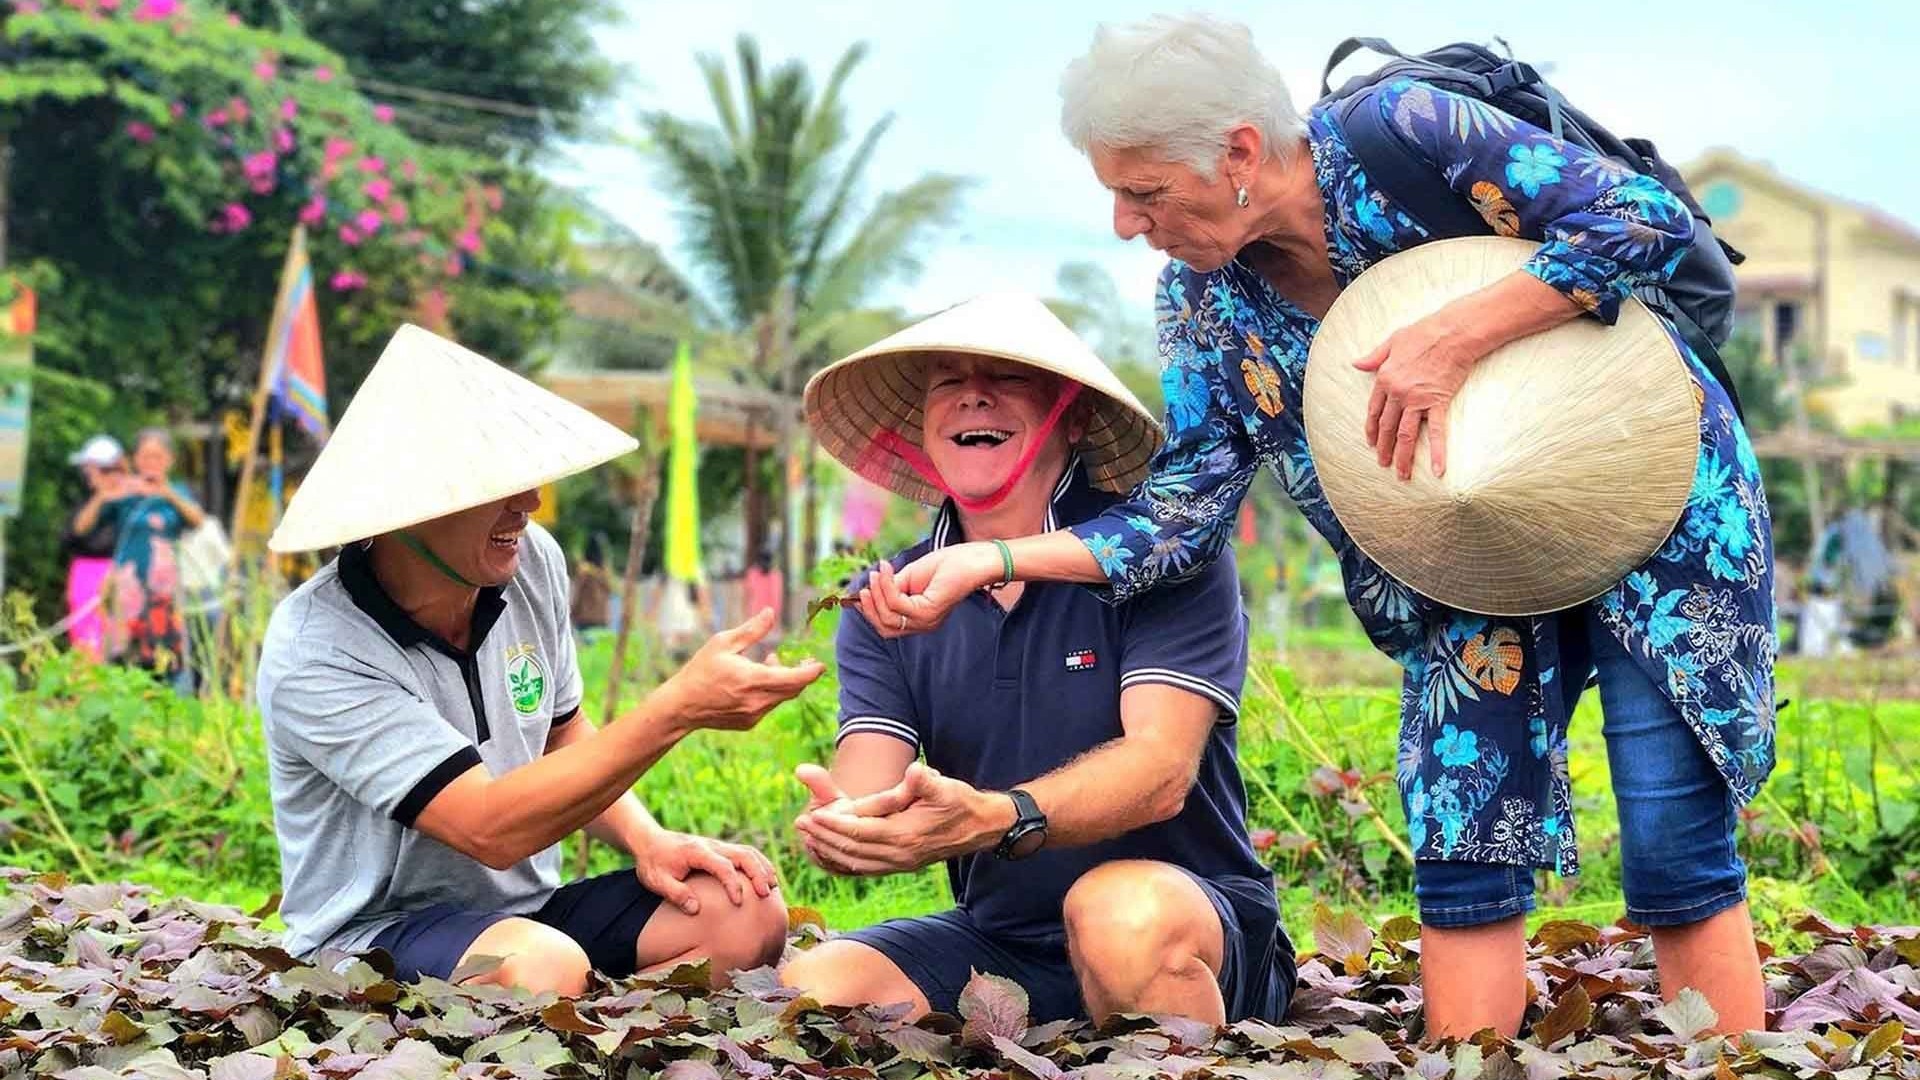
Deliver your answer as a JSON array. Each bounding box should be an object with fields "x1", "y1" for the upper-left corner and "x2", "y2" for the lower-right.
[
  {"x1": 62, "y1": 434, "x2": 129, "y2": 661},
  {"x1": 256, "y1": 325, "x2": 823, "y2": 994},
  {"x1": 778, "y1": 294, "x2": 1294, "y2": 1026}
]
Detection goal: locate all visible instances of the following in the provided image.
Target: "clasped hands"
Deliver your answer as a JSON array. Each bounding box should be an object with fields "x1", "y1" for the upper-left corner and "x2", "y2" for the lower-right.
[{"x1": 792, "y1": 763, "x2": 1015, "y2": 876}]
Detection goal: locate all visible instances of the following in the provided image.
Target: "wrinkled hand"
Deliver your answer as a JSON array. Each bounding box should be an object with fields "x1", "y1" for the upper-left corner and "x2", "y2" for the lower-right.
[
  {"x1": 1353, "y1": 308, "x2": 1483, "y2": 481},
  {"x1": 633, "y1": 829, "x2": 777, "y2": 916},
  {"x1": 860, "y1": 544, "x2": 1001, "y2": 640},
  {"x1": 794, "y1": 763, "x2": 1005, "y2": 876},
  {"x1": 656, "y1": 609, "x2": 824, "y2": 732},
  {"x1": 791, "y1": 764, "x2": 919, "y2": 875}
]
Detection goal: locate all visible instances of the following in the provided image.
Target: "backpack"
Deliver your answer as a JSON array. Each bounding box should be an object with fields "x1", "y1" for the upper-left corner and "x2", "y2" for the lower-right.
[{"x1": 1317, "y1": 37, "x2": 1748, "y2": 420}]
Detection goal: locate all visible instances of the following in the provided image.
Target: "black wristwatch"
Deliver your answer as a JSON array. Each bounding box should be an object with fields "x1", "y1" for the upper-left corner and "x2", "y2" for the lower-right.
[{"x1": 993, "y1": 788, "x2": 1048, "y2": 860}]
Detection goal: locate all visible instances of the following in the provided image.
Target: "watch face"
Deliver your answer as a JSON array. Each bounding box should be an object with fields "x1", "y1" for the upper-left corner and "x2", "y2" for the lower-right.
[{"x1": 1009, "y1": 826, "x2": 1048, "y2": 859}]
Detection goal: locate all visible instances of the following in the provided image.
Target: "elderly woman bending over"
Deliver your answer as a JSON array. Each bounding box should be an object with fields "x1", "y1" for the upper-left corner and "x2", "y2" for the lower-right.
[{"x1": 862, "y1": 15, "x2": 1775, "y2": 1038}]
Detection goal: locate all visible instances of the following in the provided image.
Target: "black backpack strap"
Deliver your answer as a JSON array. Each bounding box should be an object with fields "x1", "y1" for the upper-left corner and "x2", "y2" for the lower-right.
[
  {"x1": 1661, "y1": 303, "x2": 1749, "y2": 424},
  {"x1": 1335, "y1": 88, "x2": 1488, "y2": 239},
  {"x1": 1320, "y1": 37, "x2": 1410, "y2": 97}
]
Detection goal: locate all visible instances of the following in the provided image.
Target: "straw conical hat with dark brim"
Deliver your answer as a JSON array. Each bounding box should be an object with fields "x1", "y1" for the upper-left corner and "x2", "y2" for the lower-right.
[
  {"x1": 1304, "y1": 236, "x2": 1701, "y2": 616},
  {"x1": 804, "y1": 292, "x2": 1162, "y2": 505},
  {"x1": 269, "y1": 324, "x2": 639, "y2": 553}
]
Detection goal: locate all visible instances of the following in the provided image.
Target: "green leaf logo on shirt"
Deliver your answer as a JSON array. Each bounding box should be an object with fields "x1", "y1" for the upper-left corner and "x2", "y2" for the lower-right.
[{"x1": 505, "y1": 647, "x2": 548, "y2": 717}]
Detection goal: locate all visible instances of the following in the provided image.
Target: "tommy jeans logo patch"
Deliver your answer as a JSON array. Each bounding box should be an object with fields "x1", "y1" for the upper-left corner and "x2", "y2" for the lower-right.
[{"x1": 1065, "y1": 649, "x2": 1097, "y2": 671}]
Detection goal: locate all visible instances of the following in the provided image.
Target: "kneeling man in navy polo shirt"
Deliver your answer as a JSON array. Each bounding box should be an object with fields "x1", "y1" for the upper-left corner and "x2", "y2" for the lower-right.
[
  {"x1": 781, "y1": 295, "x2": 1294, "y2": 1025},
  {"x1": 258, "y1": 326, "x2": 822, "y2": 995}
]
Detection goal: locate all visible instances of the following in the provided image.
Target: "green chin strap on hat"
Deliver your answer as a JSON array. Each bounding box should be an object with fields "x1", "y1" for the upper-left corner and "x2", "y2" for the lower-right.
[{"x1": 394, "y1": 530, "x2": 483, "y2": 590}]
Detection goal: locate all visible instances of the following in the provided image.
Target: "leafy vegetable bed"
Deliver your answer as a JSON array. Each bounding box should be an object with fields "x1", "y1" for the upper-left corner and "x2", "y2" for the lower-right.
[{"x1": 2, "y1": 869, "x2": 1916, "y2": 1079}]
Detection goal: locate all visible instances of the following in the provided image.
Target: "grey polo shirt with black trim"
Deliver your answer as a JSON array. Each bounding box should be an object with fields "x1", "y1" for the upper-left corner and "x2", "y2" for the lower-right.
[{"x1": 257, "y1": 523, "x2": 583, "y2": 958}]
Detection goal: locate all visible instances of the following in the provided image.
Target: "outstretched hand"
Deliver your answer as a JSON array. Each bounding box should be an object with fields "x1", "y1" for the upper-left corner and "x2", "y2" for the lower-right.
[
  {"x1": 792, "y1": 764, "x2": 919, "y2": 874},
  {"x1": 794, "y1": 763, "x2": 1009, "y2": 876},
  {"x1": 655, "y1": 609, "x2": 824, "y2": 732}
]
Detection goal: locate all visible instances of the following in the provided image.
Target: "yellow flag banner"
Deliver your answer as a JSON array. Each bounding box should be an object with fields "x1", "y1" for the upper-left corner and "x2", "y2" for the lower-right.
[{"x1": 663, "y1": 340, "x2": 703, "y2": 582}]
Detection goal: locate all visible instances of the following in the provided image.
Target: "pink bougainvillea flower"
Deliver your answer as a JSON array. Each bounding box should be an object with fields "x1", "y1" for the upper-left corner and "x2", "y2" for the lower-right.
[
  {"x1": 168, "y1": 101, "x2": 186, "y2": 120},
  {"x1": 400, "y1": 159, "x2": 418, "y2": 181},
  {"x1": 357, "y1": 156, "x2": 386, "y2": 174},
  {"x1": 228, "y1": 97, "x2": 250, "y2": 123},
  {"x1": 444, "y1": 254, "x2": 465, "y2": 277},
  {"x1": 373, "y1": 104, "x2": 395, "y2": 123},
  {"x1": 354, "y1": 209, "x2": 383, "y2": 235},
  {"x1": 483, "y1": 185, "x2": 503, "y2": 212},
  {"x1": 313, "y1": 65, "x2": 334, "y2": 83},
  {"x1": 279, "y1": 98, "x2": 298, "y2": 122},
  {"x1": 323, "y1": 137, "x2": 354, "y2": 162},
  {"x1": 298, "y1": 196, "x2": 327, "y2": 226},
  {"x1": 339, "y1": 224, "x2": 363, "y2": 246},
  {"x1": 226, "y1": 11, "x2": 241, "y2": 25},
  {"x1": 245, "y1": 152, "x2": 278, "y2": 194},
  {"x1": 125, "y1": 121, "x2": 156, "y2": 143},
  {"x1": 455, "y1": 229, "x2": 482, "y2": 255},
  {"x1": 205, "y1": 108, "x2": 230, "y2": 128},
  {"x1": 329, "y1": 270, "x2": 368, "y2": 292},
  {"x1": 131, "y1": 0, "x2": 178, "y2": 22},
  {"x1": 214, "y1": 203, "x2": 252, "y2": 233},
  {"x1": 362, "y1": 177, "x2": 392, "y2": 203},
  {"x1": 98, "y1": 0, "x2": 119, "y2": 11},
  {"x1": 386, "y1": 201, "x2": 409, "y2": 225},
  {"x1": 15, "y1": 1, "x2": 44, "y2": 14},
  {"x1": 254, "y1": 60, "x2": 278, "y2": 81},
  {"x1": 274, "y1": 127, "x2": 295, "y2": 154}
]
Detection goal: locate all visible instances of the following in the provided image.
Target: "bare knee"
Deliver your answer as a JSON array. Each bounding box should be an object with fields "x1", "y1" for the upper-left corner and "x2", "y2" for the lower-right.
[
  {"x1": 462, "y1": 918, "x2": 590, "y2": 997},
  {"x1": 780, "y1": 939, "x2": 930, "y2": 1017},
  {"x1": 678, "y1": 876, "x2": 790, "y2": 978},
  {"x1": 1063, "y1": 862, "x2": 1219, "y2": 1003}
]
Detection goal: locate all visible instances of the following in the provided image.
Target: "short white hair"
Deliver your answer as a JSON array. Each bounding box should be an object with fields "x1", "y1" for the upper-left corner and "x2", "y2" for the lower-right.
[{"x1": 1059, "y1": 13, "x2": 1304, "y2": 178}]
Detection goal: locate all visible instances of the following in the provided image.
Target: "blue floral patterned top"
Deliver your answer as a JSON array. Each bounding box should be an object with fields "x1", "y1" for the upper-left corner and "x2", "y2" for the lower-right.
[{"x1": 1067, "y1": 79, "x2": 1777, "y2": 874}]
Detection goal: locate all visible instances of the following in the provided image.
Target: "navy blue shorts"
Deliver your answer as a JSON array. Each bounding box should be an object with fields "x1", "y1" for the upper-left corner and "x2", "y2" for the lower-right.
[
  {"x1": 370, "y1": 870, "x2": 666, "y2": 981},
  {"x1": 845, "y1": 872, "x2": 1293, "y2": 1023}
]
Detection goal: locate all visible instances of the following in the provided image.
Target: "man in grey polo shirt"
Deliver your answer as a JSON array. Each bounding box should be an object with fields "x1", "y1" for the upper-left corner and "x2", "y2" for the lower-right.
[{"x1": 257, "y1": 325, "x2": 822, "y2": 994}]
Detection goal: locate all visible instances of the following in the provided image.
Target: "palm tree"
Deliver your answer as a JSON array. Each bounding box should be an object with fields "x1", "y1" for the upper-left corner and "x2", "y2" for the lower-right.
[{"x1": 640, "y1": 34, "x2": 970, "y2": 581}]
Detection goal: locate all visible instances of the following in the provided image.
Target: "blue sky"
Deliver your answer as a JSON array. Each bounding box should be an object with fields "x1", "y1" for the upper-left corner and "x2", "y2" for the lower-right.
[{"x1": 554, "y1": 1, "x2": 1918, "y2": 321}]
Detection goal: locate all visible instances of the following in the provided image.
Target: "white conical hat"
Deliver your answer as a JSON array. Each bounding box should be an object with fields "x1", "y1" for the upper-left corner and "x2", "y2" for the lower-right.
[
  {"x1": 269, "y1": 324, "x2": 638, "y2": 553},
  {"x1": 1303, "y1": 236, "x2": 1701, "y2": 616},
  {"x1": 803, "y1": 292, "x2": 1162, "y2": 505}
]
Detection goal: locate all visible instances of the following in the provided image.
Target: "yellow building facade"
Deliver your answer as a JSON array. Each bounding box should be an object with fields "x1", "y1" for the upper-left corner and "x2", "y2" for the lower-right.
[{"x1": 1683, "y1": 149, "x2": 1920, "y2": 429}]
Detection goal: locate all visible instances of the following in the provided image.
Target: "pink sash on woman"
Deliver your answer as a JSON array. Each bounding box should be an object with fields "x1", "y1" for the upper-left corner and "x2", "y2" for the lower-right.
[{"x1": 65, "y1": 556, "x2": 113, "y2": 661}]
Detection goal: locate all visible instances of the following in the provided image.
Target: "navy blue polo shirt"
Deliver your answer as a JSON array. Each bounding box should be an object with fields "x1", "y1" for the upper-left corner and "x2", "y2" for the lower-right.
[{"x1": 835, "y1": 460, "x2": 1276, "y2": 943}]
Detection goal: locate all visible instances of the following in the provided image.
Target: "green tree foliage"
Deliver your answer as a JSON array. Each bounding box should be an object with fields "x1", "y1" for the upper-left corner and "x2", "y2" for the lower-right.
[
  {"x1": 226, "y1": 0, "x2": 621, "y2": 155},
  {"x1": 1048, "y1": 260, "x2": 1163, "y2": 417},
  {"x1": 641, "y1": 35, "x2": 970, "y2": 389},
  {"x1": 0, "y1": 1, "x2": 592, "y2": 616}
]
